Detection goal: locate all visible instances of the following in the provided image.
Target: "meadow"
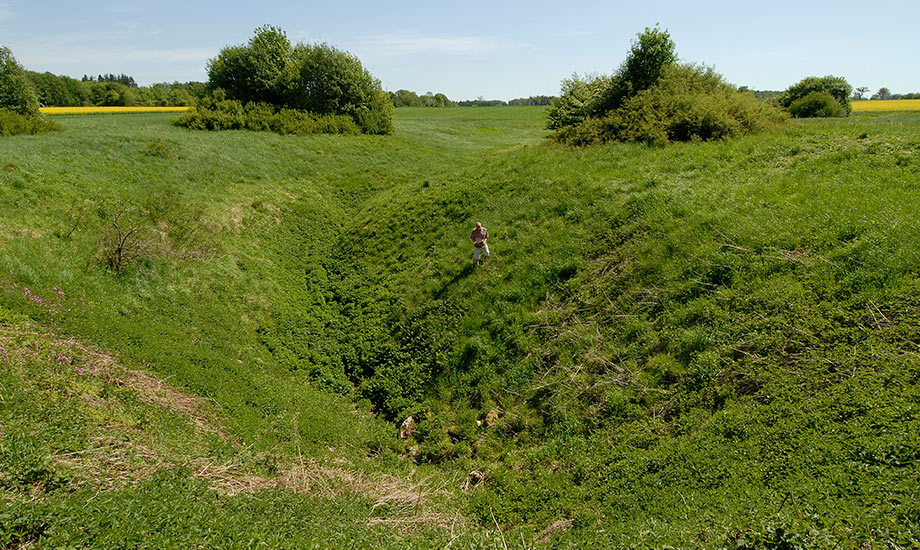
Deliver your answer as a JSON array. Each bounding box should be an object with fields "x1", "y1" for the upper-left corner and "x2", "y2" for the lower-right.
[{"x1": 1, "y1": 107, "x2": 919, "y2": 548}]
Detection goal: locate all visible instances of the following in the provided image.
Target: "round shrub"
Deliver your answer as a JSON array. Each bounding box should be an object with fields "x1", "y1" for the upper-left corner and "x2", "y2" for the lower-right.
[{"x1": 787, "y1": 90, "x2": 843, "y2": 118}]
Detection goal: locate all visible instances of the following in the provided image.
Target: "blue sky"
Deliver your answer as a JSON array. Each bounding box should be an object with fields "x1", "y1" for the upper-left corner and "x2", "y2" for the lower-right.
[{"x1": 3, "y1": 0, "x2": 917, "y2": 100}]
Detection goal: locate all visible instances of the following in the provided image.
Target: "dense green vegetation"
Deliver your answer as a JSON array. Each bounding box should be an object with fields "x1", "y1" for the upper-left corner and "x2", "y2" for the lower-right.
[
  {"x1": 195, "y1": 25, "x2": 394, "y2": 135},
  {"x1": 2, "y1": 107, "x2": 920, "y2": 547},
  {"x1": 174, "y1": 91, "x2": 364, "y2": 135},
  {"x1": 0, "y1": 46, "x2": 62, "y2": 135},
  {"x1": 547, "y1": 28, "x2": 787, "y2": 144},
  {"x1": 779, "y1": 76, "x2": 853, "y2": 117}
]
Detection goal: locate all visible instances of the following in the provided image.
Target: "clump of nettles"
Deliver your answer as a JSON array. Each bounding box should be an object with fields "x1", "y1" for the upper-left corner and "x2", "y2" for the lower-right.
[
  {"x1": 547, "y1": 27, "x2": 787, "y2": 146},
  {"x1": 176, "y1": 25, "x2": 394, "y2": 136},
  {"x1": 0, "y1": 46, "x2": 63, "y2": 136}
]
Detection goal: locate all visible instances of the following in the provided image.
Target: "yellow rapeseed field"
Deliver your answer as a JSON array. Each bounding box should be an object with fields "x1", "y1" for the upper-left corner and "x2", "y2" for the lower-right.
[
  {"x1": 39, "y1": 106, "x2": 191, "y2": 115},
  {"x1": 852, "y1": 99, "x2": 920, "y2": 112}
]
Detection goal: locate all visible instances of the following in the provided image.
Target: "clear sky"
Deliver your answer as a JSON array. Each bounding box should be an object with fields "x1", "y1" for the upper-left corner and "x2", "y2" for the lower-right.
[{"x1": 3, "y1": 0, "x2": 917, "y2": 100}]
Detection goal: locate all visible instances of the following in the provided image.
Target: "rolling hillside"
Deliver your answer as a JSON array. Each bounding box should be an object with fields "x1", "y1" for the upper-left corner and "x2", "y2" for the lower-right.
[{"x1": 2, "y1": 108, "x2": 919, "y2": 548}]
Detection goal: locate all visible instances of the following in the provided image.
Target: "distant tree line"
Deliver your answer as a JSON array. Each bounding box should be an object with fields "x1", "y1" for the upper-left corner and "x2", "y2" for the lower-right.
[
  {"x1": 740, "y1": 88, "x2": 782, "y2": 102},
  {"x1": 457, "y1": 95, "x2": 554, "y2": 107},
  {"x1": 388, "y1": 91, "x2": 554, "y2": 108},
  {"x1": 851, "y1": 87, "x2": 920, "y2": 101},
  {"x1": 24, "y1": 70, "x2": 205, "y2": 107},
  {"x1": 389, "y1": 89, "x2": 455, "y2": 107},
  {"x1": 81, "y1": 73, "x2": 138, "y2": 87}
]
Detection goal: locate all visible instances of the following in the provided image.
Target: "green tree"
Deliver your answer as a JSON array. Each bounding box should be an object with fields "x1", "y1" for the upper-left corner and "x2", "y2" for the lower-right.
[
  {"x1": 280, "y1": 42, "x2": 392, "y2": 133},
  {"x1": 208, "y1": 25, "x2": 293, "y2": 105},
  {"x1": 0, "y1": 46, "x2": 39, "y2": 115},
  {"x1": 548, "y1": 27, "x2": 677, "y2": 129},
  {"x1": 778, "y1": 76, "x2": 852, "y2": 115},
  {"x1": 203, "y1": 26, "x2": 393, "y2": 134},
  {"x1": 593, "y1": 26, "x2": 677, "y2": 115},
  {"x1": 392, "y1": 89, "x2": 422, "y2": 107}
]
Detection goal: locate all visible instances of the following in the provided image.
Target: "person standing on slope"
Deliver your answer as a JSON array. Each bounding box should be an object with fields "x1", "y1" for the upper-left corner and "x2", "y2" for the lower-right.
[{"x1": 470, "y1": 221, "x2": 489, "y2": 266}]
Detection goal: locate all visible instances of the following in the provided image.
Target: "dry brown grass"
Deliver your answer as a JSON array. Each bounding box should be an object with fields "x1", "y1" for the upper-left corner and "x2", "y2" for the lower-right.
[
  {"x1": 52, "y1": 432, "x2": 166, "y2": 491},
  {"x1": 3, "y1": 321, "x2": 464, "y2": 534}
]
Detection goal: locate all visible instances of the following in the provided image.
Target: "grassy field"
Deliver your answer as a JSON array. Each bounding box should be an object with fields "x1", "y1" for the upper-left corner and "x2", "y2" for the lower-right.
[{"x1": 2, "y1": 108, "x2": 920, "y2": 547}]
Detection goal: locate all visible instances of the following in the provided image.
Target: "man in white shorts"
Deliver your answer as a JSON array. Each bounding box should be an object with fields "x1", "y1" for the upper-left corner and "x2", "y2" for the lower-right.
[{"x1": 470, "y1": 221, "x2": 489, "y2": 266}]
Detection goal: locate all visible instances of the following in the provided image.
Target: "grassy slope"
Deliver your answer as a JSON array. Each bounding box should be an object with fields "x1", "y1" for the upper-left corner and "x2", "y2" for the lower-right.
[
  {"x1": 2, "y1": 108, "x2": 920, "y2": 547},
  {"x1": 0, "y1": 110, "x2": 538, "y2": 548}
]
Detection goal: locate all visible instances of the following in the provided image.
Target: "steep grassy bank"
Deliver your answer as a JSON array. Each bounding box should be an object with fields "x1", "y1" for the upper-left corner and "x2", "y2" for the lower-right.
[
  {"x1": 2, "y1": 108, "x2": 920, "y2": 547},
  {"x1": 265, "y1": 111, "x2": 920, "y2": 546},
  {"x1": 0, "y1": 110, "x2": 548, "y2": 547}
]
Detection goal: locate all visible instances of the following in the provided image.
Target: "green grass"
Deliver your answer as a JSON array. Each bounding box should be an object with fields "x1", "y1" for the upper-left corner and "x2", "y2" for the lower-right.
[{"x1": 2, "y1": 109, "x2": 920, "y2": 547}]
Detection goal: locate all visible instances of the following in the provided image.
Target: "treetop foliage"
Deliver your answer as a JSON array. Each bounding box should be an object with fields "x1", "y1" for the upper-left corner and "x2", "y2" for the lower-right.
[
  {"x1": 594, "y1": 25, "x2": 678, "y2": 114},
  {"x1": 0, "y1": 46, "x2": 63, "y2": 135},
  {"x1": 26, "y1": 71, "x2": 204, "y2": 108},
  {"x1": 205, "y1": 25, "x2": 393, "y2": 134},
  {"x1": 82, "y1": 73, "x2": 138, "y2": 87}
]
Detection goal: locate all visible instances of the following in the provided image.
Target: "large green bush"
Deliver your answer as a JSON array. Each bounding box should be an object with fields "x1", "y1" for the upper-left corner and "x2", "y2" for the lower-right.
[
  {"x1": 548, "y1": 28, "x2": 785, "y2": 145},
  {"x1": 779, "y1": 75, "x2": 852, "y2": 116},
  {"x1": 788, "y1": 90, "x2": 844, "y2": 118},
  {"x1": 552, "y1": 64, "x2": 787, "y2": 145},
  {"x1": 547, "y1": 27, "x2": 677, "y2": 130},
  {"x1": 545, "y1": 74, "x2": 610, "y2": 130},
  {"x1": 204, "y1": 26, "x2": 393, "y2": 134}
]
